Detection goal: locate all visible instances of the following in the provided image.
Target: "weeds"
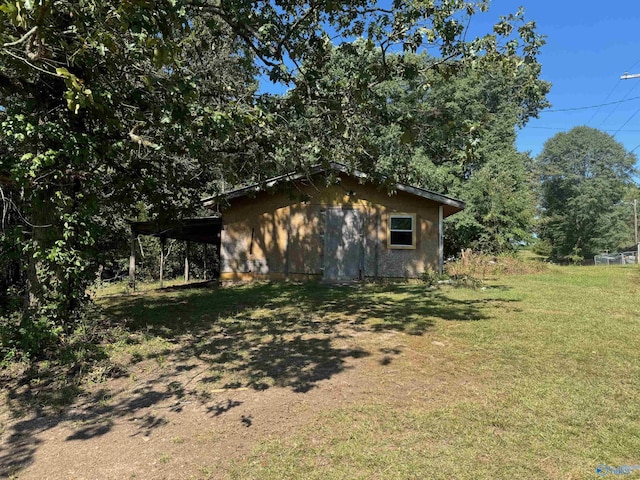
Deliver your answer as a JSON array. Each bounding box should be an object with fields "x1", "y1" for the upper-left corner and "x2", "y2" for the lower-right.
[
  {"x1": 449, "y1": 273, "x2": 484, "y2": 289},
  {"x1": 422, "y1": 250, "x2": 547, "y2": 290},
  {"x1": 420, "y1": 269, "x2": 449, "y2": 287},
  {"x1": 446, "y1": 249, "x2": 546, "y2": 280}
]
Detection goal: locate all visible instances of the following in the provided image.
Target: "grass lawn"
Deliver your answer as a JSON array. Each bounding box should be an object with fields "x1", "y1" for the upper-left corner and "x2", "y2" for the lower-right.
[
  {"x1": 224, "y1": 267, "x2": 640, "y2": 480},
  {"x1": 2, "y1": 265, "x2": 640, "y2": 479}
]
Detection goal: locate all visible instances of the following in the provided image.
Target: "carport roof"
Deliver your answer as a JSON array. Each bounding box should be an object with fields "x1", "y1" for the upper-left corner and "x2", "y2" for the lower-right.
[{"x1": 130, "y1": 216, "x2": 221, "y2": 244}]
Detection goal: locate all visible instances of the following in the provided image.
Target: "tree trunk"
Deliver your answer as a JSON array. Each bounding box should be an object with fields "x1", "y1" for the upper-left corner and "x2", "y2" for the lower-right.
[{"x1": 26, "y1": 192, "x2": 57, "y2": 310}]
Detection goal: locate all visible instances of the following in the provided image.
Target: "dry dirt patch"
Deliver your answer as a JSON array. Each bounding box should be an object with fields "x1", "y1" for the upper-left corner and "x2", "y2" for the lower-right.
[
  {"x1": 1, "y1": 328, "x2": 483, "y2": 480},
  {"x1": 1, "y1": 282, "x2": 490, "y2": 479}
]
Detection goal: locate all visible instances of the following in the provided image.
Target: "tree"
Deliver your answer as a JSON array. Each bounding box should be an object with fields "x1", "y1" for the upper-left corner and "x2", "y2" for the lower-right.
[
  {"x1": 0, "y1": 1, "x2": 259, "y2": 354},
  {"x1": 279, "y1": 43, "x2": 548, "y2": 253},
  {"x1": 535, "y1": 126, "x2": 638, "y2": 260},
  {"x1": 445, "y1": 151, "x2": 536, "y2": 254},
  {"x1": 1, "y1": 0, "x2": 548, "y2": 357},
  {"x1": 403, "y1": 60, "x2": 546, "y2": 254}
]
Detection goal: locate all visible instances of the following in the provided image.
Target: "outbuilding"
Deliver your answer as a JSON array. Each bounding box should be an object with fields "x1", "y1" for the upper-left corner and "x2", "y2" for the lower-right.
[{"x1": 206, "y1": 162, "x2": 464, "y2": 282}]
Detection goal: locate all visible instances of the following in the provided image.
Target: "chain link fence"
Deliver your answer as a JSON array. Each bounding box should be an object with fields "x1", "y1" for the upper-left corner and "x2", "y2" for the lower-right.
[{"x1": 594, "y1": 252, "x2": 637, "y2": 265}]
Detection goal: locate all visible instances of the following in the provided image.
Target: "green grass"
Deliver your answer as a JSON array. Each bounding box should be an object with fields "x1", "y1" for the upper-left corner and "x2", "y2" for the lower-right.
[
  {"x1": 221, "y1": 266, "x2": 639, "y2": 480},
  {"x1": 99, "y1": 267, "x2": 640, "y2": 479},
  {"x1": 97, "y1": 279, "x2": 484, "y2": 394},
  {"x1": 7, "y1": 265, "x2": 639, "y2": 479}
]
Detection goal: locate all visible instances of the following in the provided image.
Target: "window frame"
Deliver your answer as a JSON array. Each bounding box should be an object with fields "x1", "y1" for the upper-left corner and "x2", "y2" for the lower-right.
[{"x1": 387, "y1": 213, "x2": 417, "y2": 250}]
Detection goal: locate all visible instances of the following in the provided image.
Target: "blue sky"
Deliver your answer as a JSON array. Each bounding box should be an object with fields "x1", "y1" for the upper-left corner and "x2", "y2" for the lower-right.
[
  {"x1": 261, "y1": 1, "x2": 640, "y2": 166},
  {"x1": 476, "y1": 1, "x2": 640, "y2": 159}
]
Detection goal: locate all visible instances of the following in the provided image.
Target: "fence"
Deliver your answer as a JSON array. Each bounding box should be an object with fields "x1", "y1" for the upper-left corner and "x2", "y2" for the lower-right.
[{"x1": 593, "y1": 252, "x2": 637, "y2": 265}]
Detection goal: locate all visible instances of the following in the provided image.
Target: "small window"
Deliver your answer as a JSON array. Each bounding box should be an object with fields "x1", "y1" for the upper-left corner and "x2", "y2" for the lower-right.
[{"x1": 388, "y1": 214, "x2": 416, "y2": 249}]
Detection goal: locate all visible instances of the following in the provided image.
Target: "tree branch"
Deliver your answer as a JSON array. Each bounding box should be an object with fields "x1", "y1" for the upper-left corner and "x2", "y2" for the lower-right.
[
  {"x1": 3, "y1": 26, "x2": 38, "y2": 47},
  {"x1": 129, "y1": 124, "x2": 160, "y2": 149}
]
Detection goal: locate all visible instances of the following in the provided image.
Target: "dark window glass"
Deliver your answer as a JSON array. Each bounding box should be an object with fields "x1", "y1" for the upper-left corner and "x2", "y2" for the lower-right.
[
  {"x1": 390, "y1": 217, "x2": 412, "y2": 230},
  {"x1": 390, "y1": 231, "x2": 413, "y2": 246}
]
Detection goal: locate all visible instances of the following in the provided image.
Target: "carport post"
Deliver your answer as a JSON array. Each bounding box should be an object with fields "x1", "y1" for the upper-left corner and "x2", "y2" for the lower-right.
[
  {"x1": 203, "y1": 243, "x2": 208, "y2": 281},
  {"x1": 438, "y1": 206, "x2": 444, "y2": 274},
  {"x1": 634, "y1": 199, "x2": 639, "y2": 264},
  {"x1": 159, "y1": 236, "x2": 166, "y2": 288},
  {"x1": 129, "y1": 228, "x2": 136, "y2": 292},
  {"x1": 184, "y1": 241, "x2": 190, "y2": 283}
]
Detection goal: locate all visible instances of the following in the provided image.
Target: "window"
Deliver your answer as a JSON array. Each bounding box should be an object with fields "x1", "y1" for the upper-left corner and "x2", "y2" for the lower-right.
[{"x1": 388, "y1": 214, "x2": 416, "y2": 249}]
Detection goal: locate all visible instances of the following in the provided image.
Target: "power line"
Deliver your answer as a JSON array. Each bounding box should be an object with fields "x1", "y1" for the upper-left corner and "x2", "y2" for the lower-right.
[
  {"x1": 586, "y1": 56, "x2": 640, "y2": 126},
  {"x1": 609, "y1": 69, "x2": 640, "y2": 139},
  {"x1": 526, "y1": 126, "x2": 640, "y2": 133},
  {"x1": 586, "y1": 80, "x2": 621, "y2": 125},
  {"x1": 626, "y1": 56, "x2": 640, "y2": 73},
  {"x1": 542, "y1": 95, "x2": 640, "y2": 113},
  {"x1": 612, "y1": 104, "x2": 640, "y2": 137},
  {"x1": 596, "y1": 81, "x2": 640, "y2": 128}
]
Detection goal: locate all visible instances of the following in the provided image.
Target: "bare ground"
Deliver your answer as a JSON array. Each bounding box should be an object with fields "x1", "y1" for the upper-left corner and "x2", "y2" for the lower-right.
[
  {"x1": 1, "y1": 282, "x2": 488, "y2": 480},
  {"x1": 0, "y1": 324, "x2": 481, "y2": 480}
]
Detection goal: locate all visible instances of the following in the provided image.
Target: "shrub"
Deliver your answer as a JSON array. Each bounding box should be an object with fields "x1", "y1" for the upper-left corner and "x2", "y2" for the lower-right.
[
  {"x1": 421, "y1": 269, "x2": 449, "y2": 287},
  {"x1": 532, "y1": 238, "x2": 553, "y2": 257},
  {"x1": 421, "y1": 267, "x2": 483, "y2": 290},
  {"x1": 446, "y1": 249, "x2": 547, "y2": 280},
  {"x1": 449, "y1": 273, "x2": 484, "y2": 289}
]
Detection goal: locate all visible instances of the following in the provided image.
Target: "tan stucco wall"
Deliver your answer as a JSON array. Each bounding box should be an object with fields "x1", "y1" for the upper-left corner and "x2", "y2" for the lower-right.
[{"x1": 218, "y1": 175, "x2": 441, "y2": 280}]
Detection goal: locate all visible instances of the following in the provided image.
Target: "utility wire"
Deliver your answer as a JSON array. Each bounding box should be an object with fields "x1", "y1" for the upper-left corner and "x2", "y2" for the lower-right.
[
  {"x1": 626, "y1": 56, "x2": 640, "y2": 74},
  {"x1": 542, "y1": 95, "x2": 640, "y2": 113},
  {"x1": 596, "y1": 81, "x2": 640, "y2": 129},
  {"x1": 612, "y1": 104, "x2": 640, "y2": 137},
  {"x1": 608, "y1": 60, "x2": 640, "y2": 140},
  {"x1": 586, "y1": 80, "x2": 621, "y2": 124},
  {"x1": 526, "y1": 126, "x2": 640, "y2": 132},
  {"x1": 586, "y1": 55, "x2": 640, "y2": 126}
]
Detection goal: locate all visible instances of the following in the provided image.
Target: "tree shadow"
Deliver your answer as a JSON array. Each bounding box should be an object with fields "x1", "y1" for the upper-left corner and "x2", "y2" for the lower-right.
[{"x1": 0, "y1": 281, "x2": 509, "y2": 478}]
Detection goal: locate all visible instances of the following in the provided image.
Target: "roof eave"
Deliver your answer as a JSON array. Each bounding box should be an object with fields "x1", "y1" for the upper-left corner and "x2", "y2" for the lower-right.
[{"x1": 203, "y1": 162, "x2": 465, "y2": 213}]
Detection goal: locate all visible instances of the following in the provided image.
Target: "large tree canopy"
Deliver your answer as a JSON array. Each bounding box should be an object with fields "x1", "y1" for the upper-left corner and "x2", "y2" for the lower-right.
[
  {"x1": 277, "y1": 42, "x2": 548, "y2": 253},
  {"x1": 535, "y1": 126, "x2": 637, "y2": 260},
  {"x1": 0, "y1": 0, "x2": 548, "y2": 356}
]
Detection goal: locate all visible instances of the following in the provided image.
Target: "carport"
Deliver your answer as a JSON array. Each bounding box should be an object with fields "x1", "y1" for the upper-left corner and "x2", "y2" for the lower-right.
[{"x1": 128, "y1": 216, "x2": 222, "y2": 290}]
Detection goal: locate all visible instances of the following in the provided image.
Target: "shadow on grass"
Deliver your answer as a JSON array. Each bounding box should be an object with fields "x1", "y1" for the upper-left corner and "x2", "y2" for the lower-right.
[{"x1": 0, "y1": 281, "x2": 508, "y2": 477}]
